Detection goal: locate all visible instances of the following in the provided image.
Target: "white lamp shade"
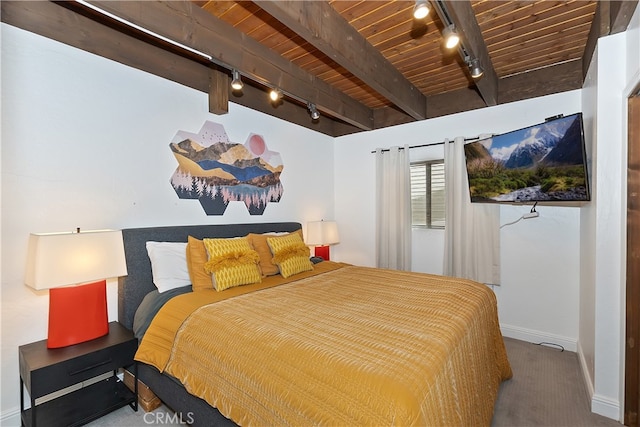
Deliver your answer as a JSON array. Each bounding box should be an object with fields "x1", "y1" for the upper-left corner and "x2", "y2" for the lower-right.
[
  {"x1": 306, "y1": 221, "x2": 340, "y2": 246},
  {"x1": 25, "y1": 229, "x2": 128, "y2": 290}
]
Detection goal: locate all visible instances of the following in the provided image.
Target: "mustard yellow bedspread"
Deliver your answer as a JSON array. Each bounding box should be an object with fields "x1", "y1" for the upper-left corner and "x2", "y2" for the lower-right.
[{"x1": 136, "y1": 265, "x2": 512, "y2": 426}]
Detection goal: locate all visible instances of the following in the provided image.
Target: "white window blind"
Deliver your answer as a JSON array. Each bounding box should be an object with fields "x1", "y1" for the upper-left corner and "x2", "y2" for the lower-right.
[{"x1": 410, "y1": 160, "x2": 445, "y2": 229}]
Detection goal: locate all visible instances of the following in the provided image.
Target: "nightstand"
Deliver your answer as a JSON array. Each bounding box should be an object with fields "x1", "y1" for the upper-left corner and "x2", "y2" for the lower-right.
[{"x1": 19, "y1": 322, "x2": 138, "y2": 427}]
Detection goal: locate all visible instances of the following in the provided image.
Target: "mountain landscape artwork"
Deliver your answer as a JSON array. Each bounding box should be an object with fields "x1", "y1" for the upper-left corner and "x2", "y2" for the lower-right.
[
  {"x1": 169, "y1": 121, "x2": 283, "y2": 215},
  {"x1": 464, "y1": 113, "x2": 590, "y2": 203}
]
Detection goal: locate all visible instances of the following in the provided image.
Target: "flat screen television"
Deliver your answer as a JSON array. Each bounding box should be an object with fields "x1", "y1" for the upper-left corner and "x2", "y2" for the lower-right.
[{"x1": 463, "y1": 113, "x2": 590, "y2": 204}]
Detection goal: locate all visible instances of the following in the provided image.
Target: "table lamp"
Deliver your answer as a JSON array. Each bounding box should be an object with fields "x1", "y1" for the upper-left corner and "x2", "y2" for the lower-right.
[
  {"x1": 25, "y1": 229, "x2": 128, "y2": 348},
  {"x1": 306, "y1": 220, "x2": 340, "y2": 261}
]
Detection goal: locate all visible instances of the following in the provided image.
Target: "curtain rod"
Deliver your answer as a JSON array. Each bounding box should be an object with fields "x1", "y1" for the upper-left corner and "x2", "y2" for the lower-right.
[{"x1": 370, "y1": 136, "x2": 483, "y2": 154}]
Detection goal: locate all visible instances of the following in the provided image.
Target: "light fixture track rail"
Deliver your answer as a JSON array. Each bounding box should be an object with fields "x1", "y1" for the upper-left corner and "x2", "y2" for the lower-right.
[
  {"x1": 431, "y1": 0, "x2": 483, "y2": 80},
  {"x1": 73, "y1": 0, "x2": 321, "y2": 121}
]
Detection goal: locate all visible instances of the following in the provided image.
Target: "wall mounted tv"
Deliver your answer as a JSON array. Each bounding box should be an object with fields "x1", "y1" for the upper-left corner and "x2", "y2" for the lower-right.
[{"x1": 464, "y1": 113, "x2": 590, "y2": 204}]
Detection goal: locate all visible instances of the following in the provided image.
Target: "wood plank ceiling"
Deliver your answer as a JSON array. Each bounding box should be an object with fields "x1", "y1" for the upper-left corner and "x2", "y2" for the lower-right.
[{"x1": 1, "y1": 1, "x2": 637, "y2": 136}]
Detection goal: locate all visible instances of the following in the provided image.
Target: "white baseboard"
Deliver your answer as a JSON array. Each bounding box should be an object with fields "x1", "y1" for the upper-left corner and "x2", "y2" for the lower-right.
[
  {"x1": 576, "y1": 341, "x2": 621, "y2": 422},
  {"x1": 592, "y1": 394, "x2": 621, "y2": 421},
  {"x1": 576, "y1": 341, "x2": 595, "y2": 399},
  {"x1": 500, "y1": 323, "x2": 577, "y2": 352},
  {"x1": 1, "y1": 407, "x2": 20, "y2": 427}
]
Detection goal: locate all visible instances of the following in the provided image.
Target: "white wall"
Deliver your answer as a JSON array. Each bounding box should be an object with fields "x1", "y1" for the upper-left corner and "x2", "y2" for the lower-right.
[
  {"x1": 579, "y1": 3, "x2": 640, "y2": 420},
  {"x1": 592, "y1": 33, "x2": 625, "y2": 418},
  {"x1": 0, "y1": 24, "x2": 334, "y2": 422},
  {"x1": 579, "y1": 43, "x2": 598, "y2": 411},
  {"x1": 334, "y1": 91, "x2": 582, "y2": 351}
]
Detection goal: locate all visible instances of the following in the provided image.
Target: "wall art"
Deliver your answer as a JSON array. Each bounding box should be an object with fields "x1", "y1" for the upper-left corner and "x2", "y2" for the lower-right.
[{"x1": 169, "y1": 121, "x2": 283, "y2": 215}]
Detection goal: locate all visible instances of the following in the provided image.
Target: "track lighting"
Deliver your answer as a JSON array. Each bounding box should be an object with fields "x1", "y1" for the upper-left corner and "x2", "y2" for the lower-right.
[
  {"x1": 413, "y1": 0, "x2": 430, "y2": 19},
  {"x1": 230, "y1": 69, "x2": 243, "y2": 90},
  {"x1": 468, "y1": 58, "x2": 484, "y2": 79},
  {"x1": 307, "y1": 102, "x2": 320, "y2": 120},
  {"x1": 269, "y1": 88, "x2": 282, "y2": 102},
  {"x1": 442, "y1": 25, "x2": 459, "y2": 49},
  {"x1": 432, "y1": 0, "x2": 481, "y2": 81}
]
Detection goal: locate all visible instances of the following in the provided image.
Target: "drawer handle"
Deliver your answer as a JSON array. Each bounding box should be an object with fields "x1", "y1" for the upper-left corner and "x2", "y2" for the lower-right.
[{"x1": 69, "y1": 358, "x2": 113, "y2": 376}]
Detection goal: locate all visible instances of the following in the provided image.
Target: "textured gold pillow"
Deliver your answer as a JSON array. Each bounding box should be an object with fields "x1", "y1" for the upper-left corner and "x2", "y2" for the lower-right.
[
  {"x1": 247, "y1": 229, "x2": 304, "y2": 277},
  {"x1": 186, "y1": 236, "x2": 214, "y2": 291},
  {"x1": 202, "y1": 237, "x2": 261, "y2": 291},
  {"x1": 266, "y1": 233, "x2": 313, "y2": 278}
]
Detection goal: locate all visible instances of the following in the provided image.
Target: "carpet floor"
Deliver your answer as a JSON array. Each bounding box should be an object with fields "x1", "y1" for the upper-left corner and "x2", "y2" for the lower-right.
[
  {"x1": 87, "y1": 337, "x2": 622, "y2": 426},
  {"x1": 492, "y1": 337, "x2": 620, "y2": 427}
]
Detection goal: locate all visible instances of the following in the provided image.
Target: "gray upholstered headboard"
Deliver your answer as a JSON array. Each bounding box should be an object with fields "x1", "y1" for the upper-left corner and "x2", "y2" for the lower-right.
[{"x1": 117, "y1": 222, "x2": 302, "y2": 330}]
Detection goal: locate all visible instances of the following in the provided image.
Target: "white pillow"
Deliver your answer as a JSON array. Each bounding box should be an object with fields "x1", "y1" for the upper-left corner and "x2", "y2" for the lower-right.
[{"x1": 145, "y1": 241, "x2": 190, "y2": 293}]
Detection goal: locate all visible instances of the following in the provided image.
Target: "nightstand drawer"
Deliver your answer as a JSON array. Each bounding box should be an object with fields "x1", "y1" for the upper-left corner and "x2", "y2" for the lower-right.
[
  {"x1": 29, "y1": 339, "x2": 136, "y2": 398},
  {"x1": 20, "y1": 323, "x2": 138, "y2": 427},
  {"x1": 20, "y1": 323, "x2": 138, "y2": 400}
]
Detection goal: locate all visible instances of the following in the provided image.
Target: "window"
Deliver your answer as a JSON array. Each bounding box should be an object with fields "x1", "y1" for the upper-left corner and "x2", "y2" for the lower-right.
[{"x1": 410, "y1": 160, "x2": 445, "y2": 228}]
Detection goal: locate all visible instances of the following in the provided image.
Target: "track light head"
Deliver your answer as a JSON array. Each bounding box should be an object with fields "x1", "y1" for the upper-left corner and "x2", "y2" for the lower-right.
[
  {"x1": 413, "y1": 0, "x2": 430, "y2": 19},
  {"x1": 269, "y1": 88, "x2": 282, "y2": 102},
  {"x1": 230, "y1": 69, "x2": 243, "y2": 91},
  {"x1": 443, "y1": 25, "x2": 460, "y2": 49},
  {"x1": 307, "y1": 102, "x2": 320, "y2": 120},
  {"x1": 468, "y1": 58, "x2": 484, "y2": 79}
]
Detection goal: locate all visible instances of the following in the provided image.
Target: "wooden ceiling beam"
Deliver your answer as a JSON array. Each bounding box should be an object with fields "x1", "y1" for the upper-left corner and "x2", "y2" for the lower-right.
[
  {"x1": 610, "y1": 0, "x2": 639, "y2": 34},
  {"x1": 499, "y1": 60, "x2": 583, "y2": 105},
  {"x1": 253, "y1": 0, "x2": 427, "y2": 121},
  {"x1": 372, "y1": 108, "x2": 416, "y2": 130},
  {"x1": 427, "y1": 86, "x2": 487, "y2": 119},
  {"x1": 3, "y1": 0, "x2": 608, "y2": 136},
  {"x1": 86, "y1": 0, "x2": 374, "y2": 131},
  {"x1": 441, "y1": 0, "x2": 498, "y2": 107},
  {"x1": 209, "y1": 69, "x2": 229, "y2": 115},
  {"x1": 0, "y1": 0, "x2": 341, "y2": 136},
  {"x1": 582, "y1": 1, "x2": 602, "y2": 79},
  {"x1": 582, "y1": 1, "x2": 637, "y2": 80},
  {"x1": 365, "y1": 59, "x2": 586, "y2": 127}
]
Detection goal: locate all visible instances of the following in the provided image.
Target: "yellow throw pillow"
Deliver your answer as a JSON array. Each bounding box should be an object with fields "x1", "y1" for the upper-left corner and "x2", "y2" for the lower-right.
[
  {"x1": 266, "y1": 233, "x2": 313, "y2": 278},
  {"x1": 202, "y1": 237, "x2": 261, "y2": 291},
  {"x1": 186, "y1": 236, "x2": 214, "y2": 291},
  {"x1": 247, "y1": 229, "x2": 304, "y2": 277}
]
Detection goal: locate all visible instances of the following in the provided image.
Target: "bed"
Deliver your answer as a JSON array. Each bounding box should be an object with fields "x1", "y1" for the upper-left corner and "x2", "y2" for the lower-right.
[{"x1": 118, "y1": 222, "x2": 512, "y2": 426}]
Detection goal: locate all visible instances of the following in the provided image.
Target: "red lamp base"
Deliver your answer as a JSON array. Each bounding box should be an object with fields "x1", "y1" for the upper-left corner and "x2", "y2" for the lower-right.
[
  {"x1": 314, "y1": 245, "x2": 330, "y2": 261},
  {"x1": 47, "y1": 280, "x2": 108, "y2": 348}
]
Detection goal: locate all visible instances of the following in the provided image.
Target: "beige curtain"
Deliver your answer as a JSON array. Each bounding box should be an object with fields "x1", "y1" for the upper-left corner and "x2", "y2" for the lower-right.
[
  {"x1": 443, "y1": 137, "x2": 500, "y2": 284},
  {"x1": 375, "y1": 145, "x2": 411, "y2": 271}
]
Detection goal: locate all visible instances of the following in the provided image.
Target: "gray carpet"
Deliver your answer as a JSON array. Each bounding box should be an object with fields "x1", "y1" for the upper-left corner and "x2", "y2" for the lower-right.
[
  {"x1": 492, "y1": 337, "x2": 620, "y2": 427},
  {"x1": 88, "y1": 338, "x2": 622, "y2": 426}
]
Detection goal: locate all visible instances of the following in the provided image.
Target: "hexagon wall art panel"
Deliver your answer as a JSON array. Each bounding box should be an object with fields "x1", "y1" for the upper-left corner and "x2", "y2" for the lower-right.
[{"x1": 169, "y1": 121, "x2": 283, "y2": 215}]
